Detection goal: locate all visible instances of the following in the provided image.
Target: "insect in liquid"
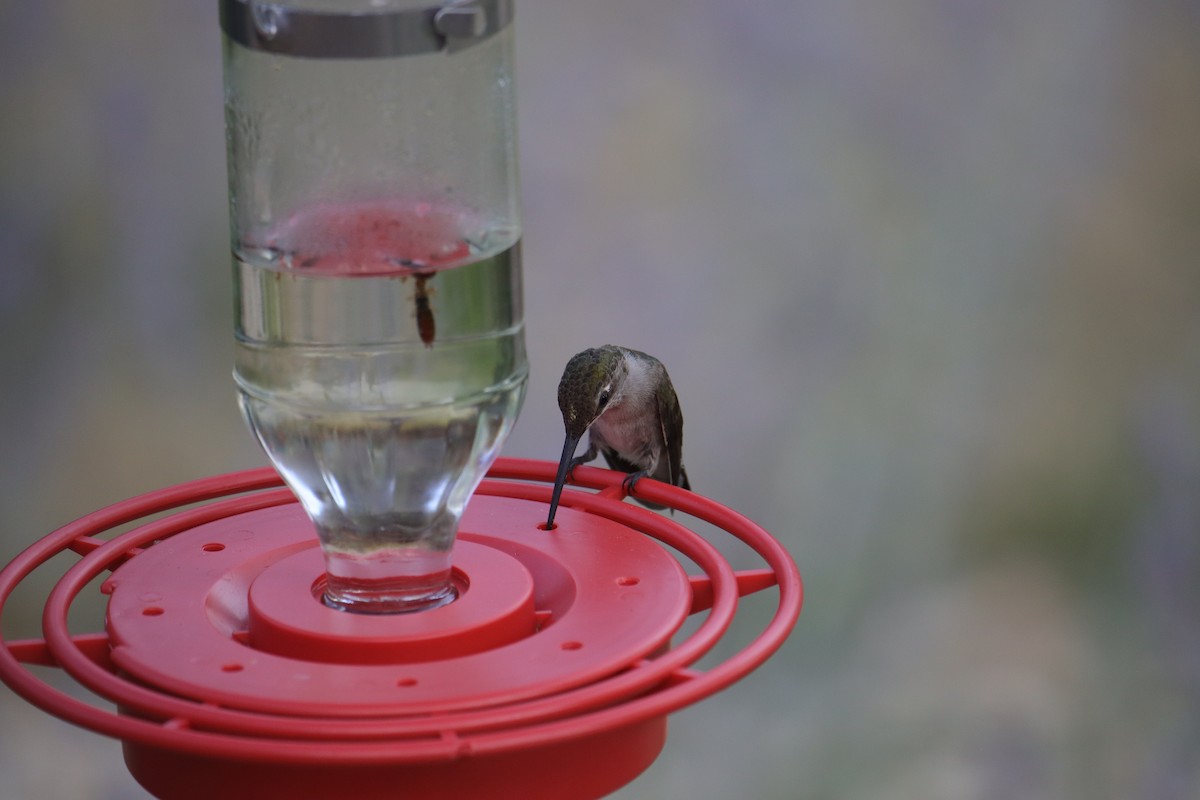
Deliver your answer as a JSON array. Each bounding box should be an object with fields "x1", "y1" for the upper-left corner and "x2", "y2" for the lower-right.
[{"x1": 413, "y1": 271, "x2": 436, "y2": 348}]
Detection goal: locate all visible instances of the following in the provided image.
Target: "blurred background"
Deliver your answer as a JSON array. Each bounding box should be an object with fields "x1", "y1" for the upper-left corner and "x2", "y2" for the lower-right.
[{"x1": 3, "y1": 0, "x2": 1200, "y2": 797}]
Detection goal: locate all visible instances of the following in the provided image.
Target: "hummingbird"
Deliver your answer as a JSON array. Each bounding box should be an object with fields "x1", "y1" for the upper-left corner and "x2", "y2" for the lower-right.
[{"x1": 546, "y1": 345, "x2": 690, "y2": 528}]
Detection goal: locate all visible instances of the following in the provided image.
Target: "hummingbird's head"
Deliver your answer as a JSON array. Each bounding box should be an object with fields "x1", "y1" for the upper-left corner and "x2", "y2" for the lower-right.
[{"x1": 557, "y1": 345, "x2": 628, "y2": 440}]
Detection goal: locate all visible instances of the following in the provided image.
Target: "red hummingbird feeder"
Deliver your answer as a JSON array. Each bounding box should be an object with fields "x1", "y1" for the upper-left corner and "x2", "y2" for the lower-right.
[
  {"x1": 0, "y1": 459, "x2": 801, "y2": 799},
  {"x1": 0, "y1": 2, "x2": 801, "y2": 797}
]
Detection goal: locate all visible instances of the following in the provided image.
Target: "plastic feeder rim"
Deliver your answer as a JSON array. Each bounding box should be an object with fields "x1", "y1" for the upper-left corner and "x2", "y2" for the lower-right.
[{"x1": 0, "y1": 458, "x2": 802, "y2": 800}]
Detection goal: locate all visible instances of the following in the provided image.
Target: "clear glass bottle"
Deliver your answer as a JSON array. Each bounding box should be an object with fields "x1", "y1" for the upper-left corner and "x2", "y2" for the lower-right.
[{"x1": 220, "y1": 0, "x2": 526, "y2": 613}]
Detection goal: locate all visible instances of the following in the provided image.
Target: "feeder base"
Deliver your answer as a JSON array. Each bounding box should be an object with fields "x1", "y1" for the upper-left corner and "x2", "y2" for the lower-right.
[{"x1": 124, "y1": 716, "x2": 667, "y2": 800}]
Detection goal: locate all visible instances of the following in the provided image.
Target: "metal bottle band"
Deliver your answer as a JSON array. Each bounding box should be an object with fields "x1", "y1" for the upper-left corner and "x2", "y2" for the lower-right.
[{"x1": 219, "y1": 0, "x2": 513, "y2": 58}]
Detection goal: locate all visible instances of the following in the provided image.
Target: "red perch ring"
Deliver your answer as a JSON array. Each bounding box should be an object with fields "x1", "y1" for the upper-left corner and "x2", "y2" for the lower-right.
[{"x1": 0, "y1": 458, "x2": 802, "y2": 800}]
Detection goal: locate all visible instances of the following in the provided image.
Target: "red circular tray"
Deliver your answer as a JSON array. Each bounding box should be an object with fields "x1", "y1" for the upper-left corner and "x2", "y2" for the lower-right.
[{"x1": 0, "y1": 458, "x2": 802, "y2": 799}]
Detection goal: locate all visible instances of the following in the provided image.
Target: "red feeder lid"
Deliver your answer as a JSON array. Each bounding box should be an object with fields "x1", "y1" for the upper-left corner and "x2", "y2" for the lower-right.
[{"x1": 0, "y1": 458, "x2": 803, "y2": 800}]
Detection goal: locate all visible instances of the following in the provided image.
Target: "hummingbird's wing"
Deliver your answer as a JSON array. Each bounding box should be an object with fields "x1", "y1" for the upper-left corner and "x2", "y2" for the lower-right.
[{"x1": 655, "y1": 378, "x2": 686, "y2": 490}]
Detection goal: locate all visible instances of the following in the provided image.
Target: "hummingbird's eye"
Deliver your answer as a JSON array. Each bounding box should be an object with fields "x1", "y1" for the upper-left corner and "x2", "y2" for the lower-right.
[{"x1": 598, "y1": 390, "x2": 611, "y2": 408}]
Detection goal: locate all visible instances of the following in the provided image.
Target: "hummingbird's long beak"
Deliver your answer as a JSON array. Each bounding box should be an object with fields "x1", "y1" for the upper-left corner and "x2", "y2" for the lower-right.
[{"x1": 546, "y1": 433, "x2": 579, "y2": 528}]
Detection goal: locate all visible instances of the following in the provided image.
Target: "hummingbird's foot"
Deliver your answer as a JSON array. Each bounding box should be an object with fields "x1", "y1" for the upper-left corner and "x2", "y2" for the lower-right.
[
  {"x1": 565, "y1": 455, "x2": 594, "y2": 483},
  {"x1": 621, "y1": 470, "x2": 649, "y2": 497}
]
